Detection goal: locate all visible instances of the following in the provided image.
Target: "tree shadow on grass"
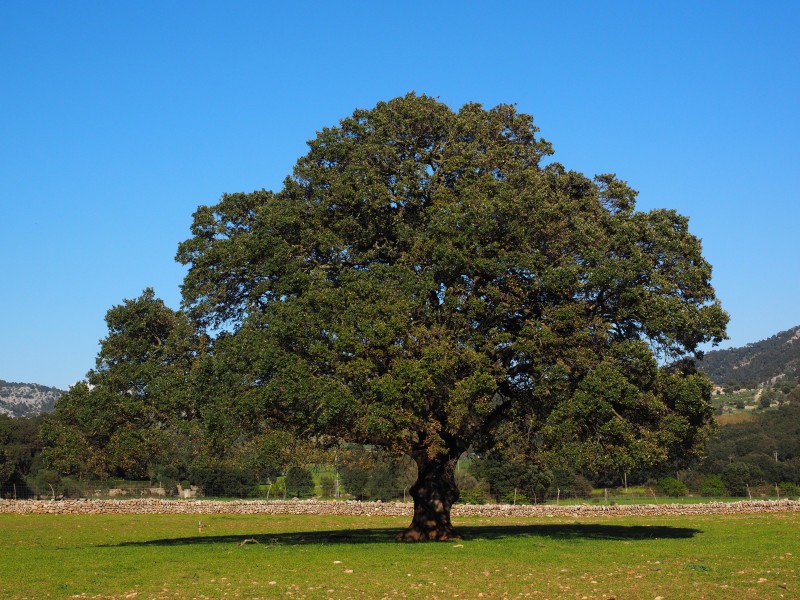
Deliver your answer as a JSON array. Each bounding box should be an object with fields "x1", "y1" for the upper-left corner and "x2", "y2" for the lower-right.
[{"x1": 107, "y1": 523, "x2": 700, "y2": 548}]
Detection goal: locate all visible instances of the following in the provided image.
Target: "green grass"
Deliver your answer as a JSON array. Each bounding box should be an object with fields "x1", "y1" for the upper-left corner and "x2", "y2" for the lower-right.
[{"x1": 1, "y1": 512, "x2": 798, "y2": 599}]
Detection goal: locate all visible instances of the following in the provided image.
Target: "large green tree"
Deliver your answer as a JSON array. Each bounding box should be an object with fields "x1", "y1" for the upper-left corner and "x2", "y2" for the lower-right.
[{"x1": 177, "y1": 94, "x2": 727, "y2": 540}]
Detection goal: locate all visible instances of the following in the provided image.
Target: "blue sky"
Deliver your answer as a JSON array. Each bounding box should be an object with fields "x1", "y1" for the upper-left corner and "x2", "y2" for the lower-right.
[{"x1": 2, "y1": 1, "x2": 798, "y2": 389}]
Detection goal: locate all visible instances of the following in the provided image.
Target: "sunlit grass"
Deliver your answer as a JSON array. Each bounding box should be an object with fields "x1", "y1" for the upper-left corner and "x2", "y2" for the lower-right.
[{"x1": 1, "y1": 512, "x2": 798, "y2": 599}]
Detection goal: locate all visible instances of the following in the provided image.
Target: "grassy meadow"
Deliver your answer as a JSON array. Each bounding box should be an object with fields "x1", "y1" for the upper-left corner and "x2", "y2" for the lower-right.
[{"x1": 1, "y1": 512, "x2": 798, "y2": 599}]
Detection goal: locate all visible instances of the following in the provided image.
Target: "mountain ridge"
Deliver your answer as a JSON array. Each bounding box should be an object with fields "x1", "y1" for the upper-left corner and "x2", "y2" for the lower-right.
[
  {"x1": 699, "y1": 325, "x2": 800, "y2": 387},
  {"x1": 0, "y1": 380, "x2": 65, "y2": 418}
]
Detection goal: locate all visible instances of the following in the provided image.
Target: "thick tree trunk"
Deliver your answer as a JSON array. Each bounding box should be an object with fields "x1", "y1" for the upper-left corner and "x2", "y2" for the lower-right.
[{"x1": 397, "y1": 450, "x2": 461, "y2": 541}]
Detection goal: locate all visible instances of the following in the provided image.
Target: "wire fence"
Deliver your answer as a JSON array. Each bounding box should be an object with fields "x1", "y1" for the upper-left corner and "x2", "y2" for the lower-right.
[{"x1": 2, "y1": 482, "x2": 794, "y2": 505}]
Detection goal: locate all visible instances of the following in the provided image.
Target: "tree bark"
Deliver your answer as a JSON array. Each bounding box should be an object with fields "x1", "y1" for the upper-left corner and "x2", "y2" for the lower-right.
[{"x1": 397, "y1": 449, "x2": 461, "y2": 541}]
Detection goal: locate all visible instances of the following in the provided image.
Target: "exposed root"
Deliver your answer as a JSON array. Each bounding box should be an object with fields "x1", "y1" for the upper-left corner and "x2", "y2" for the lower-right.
[{"x1": 396, "y1": 526, "x2": 462, "y2": 542}]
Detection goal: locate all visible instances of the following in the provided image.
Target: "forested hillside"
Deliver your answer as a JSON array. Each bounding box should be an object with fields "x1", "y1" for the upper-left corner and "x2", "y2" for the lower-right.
[
  {"x1": 701, "y1": 402, "x2": 800, "y2": 493},
  {"x1": 700, "y1": 326, "x2": 800, "y2": 386},
  {"x1": 0, "y1": 380, "x2": 63, "y2": 417}
]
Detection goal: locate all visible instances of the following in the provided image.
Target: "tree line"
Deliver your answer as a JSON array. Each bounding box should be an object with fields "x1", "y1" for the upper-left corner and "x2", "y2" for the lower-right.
[{"x1": 4, "y1": 398, "x2": 800, "y2": 502}]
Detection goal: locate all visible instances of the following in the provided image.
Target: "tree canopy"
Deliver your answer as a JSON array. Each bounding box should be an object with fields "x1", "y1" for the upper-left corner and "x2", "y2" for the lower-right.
[{"x1": 177, "y1": 93, "x2": 728, "y2": 539}]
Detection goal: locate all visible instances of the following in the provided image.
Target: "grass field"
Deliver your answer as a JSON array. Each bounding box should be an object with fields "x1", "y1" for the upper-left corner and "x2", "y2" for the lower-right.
[{"x1": 1, "y1": 512, "x2": 798, "y2": 599}]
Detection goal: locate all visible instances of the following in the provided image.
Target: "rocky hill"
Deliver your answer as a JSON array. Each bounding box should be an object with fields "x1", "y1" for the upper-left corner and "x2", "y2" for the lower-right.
[
  {"x1": 699, "y1": 325, "x2": 800, "y2": 387},
  {"x1": 0, "y1": 380, "x2": 64, "y2": 417}
]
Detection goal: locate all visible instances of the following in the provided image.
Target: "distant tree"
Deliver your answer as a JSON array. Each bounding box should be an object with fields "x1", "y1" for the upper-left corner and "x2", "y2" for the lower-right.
[
  {"x1": 0, "y1": 448, "x2": 14, "y2": 488},
  {"x1": 722, "y1": 463, "x2": 759, "y2": 497},
  {"x1": 319, "y1": 473, "x2": 336, "y2": 497},
  {"x1": 177, "y1": 94, "x2": 728, "y2": 539},
  {"x1": 550, "y1": 468, "x2": 594, "y2": 499},
  {"x1": 702, "y1": 403, "x2": 800, "y2": 486},
  {"x1": 454, "y1": 470, "x2": 490, "y2": 504},
  {"x1": 42, "y1": 289, "x2": 206, "y2": 479},
  {"x1": 340, "y1": 463, "x2": 370, "y2": 499},
  {"x1": 0, "y1": 415, "x2": 45, "y2": 489},
  {"x1": 471, "y1": 450, "x2": 553, "y2": 503},
  {"x1": 365, "y1": 462, "x2": 400, "y2": 501},
  {"x1": 284, "y1": 466, "x2": 314, "y2": 498},
  {"x1": 657, "y1": 476, "x2": 688, "y2": 497}
]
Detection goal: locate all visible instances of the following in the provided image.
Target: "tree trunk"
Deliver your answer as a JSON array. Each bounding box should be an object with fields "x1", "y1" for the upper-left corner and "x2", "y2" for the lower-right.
[{"x1": 398, "y1": 450, "x2": 461, "y2": 541}]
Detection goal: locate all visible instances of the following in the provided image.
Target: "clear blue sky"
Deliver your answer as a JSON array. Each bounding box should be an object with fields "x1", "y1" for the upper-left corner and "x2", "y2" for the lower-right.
[{"x1": 2, "y1": 1, "x2": 798, "y2": 389}]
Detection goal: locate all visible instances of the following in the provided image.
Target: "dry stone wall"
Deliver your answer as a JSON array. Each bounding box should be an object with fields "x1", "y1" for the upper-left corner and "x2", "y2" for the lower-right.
[{"x1": 1, "y1": 498, "x2": 798, "y2": 518}]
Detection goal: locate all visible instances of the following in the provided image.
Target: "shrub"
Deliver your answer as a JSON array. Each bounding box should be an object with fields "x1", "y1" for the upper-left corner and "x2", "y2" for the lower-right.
[
  {"x1": 657, "y1": 477, "x2": 688, "y2": 497},
  {"x1": 683, "y1": 471, "x2": 706, "y2": 493},
  {"x1": 188, "y1": 465, "x2": 257, "y2": 497},
  {"x1": 319, "y1": 474, "x2": 336, "y2": 497},
  {"x1": 699, "y1": 474, "x2": 728, "y2": 497},
  {"x1": 779, "y1": 482, "x2": 800, "y2": 498},
  {"x1": 722, "y1": 462, "x2": 759, "y2": 497},
  {"x1": 456, "y1": 471, "x2": 490, "y2": 504},
  {"x1": 59, "y1": 477, "x2": 86, "y2": 498},
  {"x1": 501, "y1": 489, "x2": 531, "y2": 504},
  {"x1": 550, "y1": 471, "x2": 593, "y2": 500},
  {"x1": 24, "y1": 469, "x2": 60, "y2": 498},
  {"x1": 147, "y1": 463, "x2": 181, "y2": 493},
  {"x1": 572, "y1": 475, "x2": 594, "y2": 499}
]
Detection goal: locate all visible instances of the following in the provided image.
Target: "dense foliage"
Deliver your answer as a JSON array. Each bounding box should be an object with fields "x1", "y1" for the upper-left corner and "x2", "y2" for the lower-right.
[
  {"x1": 175, "y1": 94, "x2": 727, "y2": 539},
  {"x1": 4, "y1": 400, "x2": 800, "y2": 500},
  {"x1": 284, "y1": 466, "x2": 315, "y2": 498},
  {"x1": 701, "y1": 402, "x2": 800, "y2": 486},
  {"x1": 0, "y1": 414, "x2": 45, "y2": 488}
]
